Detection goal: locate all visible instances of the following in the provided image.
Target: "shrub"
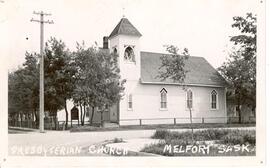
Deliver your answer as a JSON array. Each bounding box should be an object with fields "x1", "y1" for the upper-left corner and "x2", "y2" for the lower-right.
[
  {"x1": 221, "y1": 134, "x2": 245, "y2": 145},
  {"x1": 165, "y1": 131, "x2": 187, "y2": 139},
  {"x1": 145, "y1": 129, "x2": 256, "y2": 156},
  {"x1": 151, "y1": 129, "x2": 171, "y2": 139},
  {"x1": 220, "y1": 130, "x2": 255, "y2": 145},
  {"x1": 196, "y1": 129, "x2": 229, "y2": 140},
  {"x1": 151, "y1": 129, "x2": 255, "y2": 145},
  {"x1": 165, "y1": 138, "x2": 192, "y2": 146},
  {"x1": 141, "y1": 142, "x2": 174, "y2": 156},
  {"x1": 112, "y1": 137, "x2": 124, "y2": 143},
  {"x1": 243, "y1": 133, "x2": 256, "y2": 145},
  {"x1": 152, "y1": 129, "x2": 230, "y2": 141}
]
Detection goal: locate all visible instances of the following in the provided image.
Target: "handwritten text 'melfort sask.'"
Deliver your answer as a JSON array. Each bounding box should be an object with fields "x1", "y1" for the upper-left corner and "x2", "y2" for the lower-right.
[{"x1": 163, "y1": 144, "x2": 253, "y2": 154}]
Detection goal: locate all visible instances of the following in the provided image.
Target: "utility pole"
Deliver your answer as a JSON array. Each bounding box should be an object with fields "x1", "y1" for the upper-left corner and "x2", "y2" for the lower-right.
[{"x1": 31, "y1": 11, "x2": 53, "y2": 133}]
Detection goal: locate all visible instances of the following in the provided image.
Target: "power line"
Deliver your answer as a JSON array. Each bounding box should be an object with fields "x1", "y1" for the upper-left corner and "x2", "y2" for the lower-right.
[{"x1": 30, "y1": 11, "x2": 53, "y2": 133}]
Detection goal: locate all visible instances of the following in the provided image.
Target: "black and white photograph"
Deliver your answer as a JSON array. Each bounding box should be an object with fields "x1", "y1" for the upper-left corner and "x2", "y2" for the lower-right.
[{"x1": 0, "y1": 0, "x2": 267, "y2": 167}]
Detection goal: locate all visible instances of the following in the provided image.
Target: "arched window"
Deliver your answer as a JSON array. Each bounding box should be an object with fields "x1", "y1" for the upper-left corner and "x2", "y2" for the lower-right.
[
  {"x1": 113, "y1": 48, "x2": 117, "y2": 55},
  {"x1": 186, "y1": 89, "x2": 193, "y2": 109},
  {"x1": 160, "y1": 88, "x2": 167, "y2": 109},
  {"x1": 211, "y1": 90, "x2": 217, "y2": 109},
  {"x1": 128, "y1": 94, "x2": 133, "y2": 110},
  {"x1": 124, "y1": 46, "x2": 135, "y2": 62}
]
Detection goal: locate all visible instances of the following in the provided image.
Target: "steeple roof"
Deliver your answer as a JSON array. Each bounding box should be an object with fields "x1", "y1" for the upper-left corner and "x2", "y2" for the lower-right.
[{"x1": 109, "y1": 18, "x2": 142, "y2": 39}]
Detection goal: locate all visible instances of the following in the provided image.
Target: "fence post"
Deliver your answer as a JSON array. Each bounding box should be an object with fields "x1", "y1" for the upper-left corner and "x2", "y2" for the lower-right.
[
  {"x1": 174, "y1": 118, "x2": 176, "y2": 125},
  {"x1": 139, "y1": 119, "x2": 142, "y2": 126},
  {"x1": 50, "y1": 119, "x2": 52, "y2": 130},
  {"x1": 202, "y1": 117, "x2": 204, "y2": 124},
  {"x1": 62, "y1": 122, "x2": 65, "y2": 131}
]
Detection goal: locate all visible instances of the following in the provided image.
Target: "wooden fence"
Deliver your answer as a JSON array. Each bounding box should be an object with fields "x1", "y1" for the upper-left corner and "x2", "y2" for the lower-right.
[{"x1": 8, "y1": 116, "x2": 255, "y2": 130}]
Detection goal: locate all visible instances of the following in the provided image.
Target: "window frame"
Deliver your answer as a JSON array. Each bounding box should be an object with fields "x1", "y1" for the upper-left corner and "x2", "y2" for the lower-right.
[
  {"x1": 123, "y1": 45, "x2": 135, "y2": 63},
  {"x1": 210, "y1": 90, "x2": 218, "y2": 110},
  {"x1": 160, "y1": 88, "x2": 168, "y2": 110}
]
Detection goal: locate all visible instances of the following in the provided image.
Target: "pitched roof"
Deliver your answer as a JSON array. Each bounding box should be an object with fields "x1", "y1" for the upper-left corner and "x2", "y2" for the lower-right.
[
  {"x1": 109, "y1": 18, "x2": 142, "y2": 39},
  {"x1": 140, "y1": 51, "x2": 228, "y2": 87}
]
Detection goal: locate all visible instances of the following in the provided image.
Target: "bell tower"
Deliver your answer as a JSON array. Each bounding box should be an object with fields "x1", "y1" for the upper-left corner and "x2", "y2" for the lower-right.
[{"x1": 108, "y1": 17, "x2": 142, "y2": 81}]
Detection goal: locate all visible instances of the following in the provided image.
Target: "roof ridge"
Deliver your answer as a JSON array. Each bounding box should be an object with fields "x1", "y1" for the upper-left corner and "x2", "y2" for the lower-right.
[
  {"x1": 140, "y1": 51, "x2": 204, "y2": 59},
  {"x1": 116, "y1": 18, "x2": 125, "y2": 35}
]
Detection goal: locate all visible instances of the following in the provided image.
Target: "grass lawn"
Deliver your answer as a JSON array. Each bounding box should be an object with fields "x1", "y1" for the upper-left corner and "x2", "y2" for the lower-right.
[
  {"x1": 70, "y1": 123, "x2": 255, "y2": 132},
  {"x1": 140, "y1": 129, "x2": 256, "y2": 156}
]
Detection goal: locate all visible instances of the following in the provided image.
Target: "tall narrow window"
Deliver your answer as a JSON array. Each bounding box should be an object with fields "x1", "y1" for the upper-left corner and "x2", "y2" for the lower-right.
[
  {"x1": 187, "y1": 89, "x2": 193, "y2": 109},
  {"x1": 128, "y1": 94, "x2": 133, "y2": 110},
  {"x1": 160, "y1": 88, "x2": 167, "y2": 109},
  {"x1": 211, "y1": 90, "x2": 217, "y2": 109},
  {"x1": 113, "y1": 48, "x2": 117, "y2": 55}
]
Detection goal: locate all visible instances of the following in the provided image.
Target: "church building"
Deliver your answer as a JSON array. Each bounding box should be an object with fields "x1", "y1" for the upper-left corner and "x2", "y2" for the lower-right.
[
  {"x1": 103, "y1": 17, "x2": 228, "y2": 125},
  {"x1": 58, "y1": 17, "x2": 228, "y2": 126}
]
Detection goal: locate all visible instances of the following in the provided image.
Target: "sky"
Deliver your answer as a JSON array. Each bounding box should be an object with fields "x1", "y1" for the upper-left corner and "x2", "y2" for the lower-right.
[{"x1": 0, "y1": 0, "x2": 259, "y2": 71}]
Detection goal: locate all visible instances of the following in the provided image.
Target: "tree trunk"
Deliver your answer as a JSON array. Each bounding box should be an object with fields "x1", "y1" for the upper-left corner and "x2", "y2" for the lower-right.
[
  {"x1": 53, "y1": 111, "x2": 57, "y2": 130},
  {"x1": 79, "y1": 101, "x2": 82, "y2": 125},
  {"x1": 31, "y1": 111, "x2": 34, "y2": 128},
  {"x1": 64, "y1": 97, "x2": 68, "y2": 129},
  {"x1": 252, "y1": 105, "x2": 256, "y2": 118},
  {"x1": 189, "y1": 107, "x2": 194, "y2": 142},
  {"x1": 27, "y1": 113, "x2": 30, "y2": 128},
  {"x1": 237, "y1": 93, "x2": 242, "y2": 124},
  {"x1": 82, "y1": 104, "x2": 86, "y2": 125},
  {"x1": 90, "y1": 106, "x2": 95, "y2": 125},
  {"x1": 81, "y1": 103, "x2": 86, "y2": 126},
  {"x1": 20, "y1": 112, "x2": 23, "y2": 127},
  {"x1": 100, "y1": 111, "x2": 104, "y2": 127},
  {"x1": 32, "y1": 111, "x2": 35, "y2": 121},
  {"x1": 34, "y1": 110, "x2": 39, "y2": 129},
  {"x1": 80, "y1": 103, "x2": 83, "y2": 125},
  {"x1": 238, "y1": 106, "x2": 242, "y2": 124}
]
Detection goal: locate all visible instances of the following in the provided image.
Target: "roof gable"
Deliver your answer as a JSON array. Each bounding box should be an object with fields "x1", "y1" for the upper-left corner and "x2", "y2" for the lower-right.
[
  {"x1": 140, "y1": 51, "x2": 227, "y2": 87},
  {"x1": 109, "y1": 18, "x2": 142, "y2": 39}
]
